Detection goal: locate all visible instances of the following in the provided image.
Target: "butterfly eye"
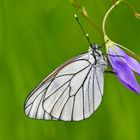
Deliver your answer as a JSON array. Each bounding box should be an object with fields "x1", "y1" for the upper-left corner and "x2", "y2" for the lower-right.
[{"x1": 91, "y1": 45, "x2": 96, "y2": 49}]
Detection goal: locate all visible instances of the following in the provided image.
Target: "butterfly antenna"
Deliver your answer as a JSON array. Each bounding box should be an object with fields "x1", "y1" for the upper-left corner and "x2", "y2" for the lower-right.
[
  {"x1": 74, "y1": 14, "x2": 92, "y2": 47},
  {"x1": 98, "y1": 40, "x2": 109, "y2": 49}
]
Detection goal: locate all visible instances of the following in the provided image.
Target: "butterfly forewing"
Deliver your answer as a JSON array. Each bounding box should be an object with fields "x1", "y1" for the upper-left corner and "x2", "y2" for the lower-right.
[
  {"x1": 24, "y1": 81, "x2": 54, "y2": 120},
  {"x1": 24, "y1": 53, "x2": 89, "y2": 120},
  {"x1": 24, "y1": 49, "x2": 107, "y2": 121}
]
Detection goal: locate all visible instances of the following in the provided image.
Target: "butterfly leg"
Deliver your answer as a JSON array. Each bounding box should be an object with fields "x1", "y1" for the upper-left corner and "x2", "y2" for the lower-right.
[
  {"x1": 103, "y1": 53, "x2": 124, "y2": 58},
  {"x1": 105, "y1": 71, "x2": 115, "y2": 74}
]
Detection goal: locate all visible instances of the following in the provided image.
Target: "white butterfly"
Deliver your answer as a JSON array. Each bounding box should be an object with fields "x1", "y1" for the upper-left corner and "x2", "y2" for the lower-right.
[{"x1": 24, "y1": 45, "x2": 107, "y2": 121}]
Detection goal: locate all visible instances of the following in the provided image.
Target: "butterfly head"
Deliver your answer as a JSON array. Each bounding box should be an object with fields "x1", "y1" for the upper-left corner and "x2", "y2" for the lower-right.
[
  {"x1": 88, "y1": 44, "x2": 100, "y2": 53},
  {"x1": 90, "y1": 44, "x2": 98, "y2": 50},
  {"x1": 89, "y1": 44, "x2": 105, "y2": 58}
]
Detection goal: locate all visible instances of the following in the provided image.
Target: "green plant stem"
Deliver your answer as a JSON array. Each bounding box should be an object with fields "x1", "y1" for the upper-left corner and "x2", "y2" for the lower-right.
[
  {"x1": 103, "y1": 0, "x2": 140, "y2": 61},
  {"x1": 102, "y1": 0, "x2": 140, "y2": 39},
  {"x1": 71, "y1": 0, "x2": 103, "y2": 35}
]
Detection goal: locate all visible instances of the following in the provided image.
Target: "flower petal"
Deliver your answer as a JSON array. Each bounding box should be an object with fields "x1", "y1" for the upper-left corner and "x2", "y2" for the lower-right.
[
  {"x1": 115, "y1": 45, "x2": 140, "y2": 75},
  {"x1": 108, "y1": 47, "x2": 123, "y2": 68},
  {"x1": 108, "y1": 47, "x2": 140, "y2": 93}
]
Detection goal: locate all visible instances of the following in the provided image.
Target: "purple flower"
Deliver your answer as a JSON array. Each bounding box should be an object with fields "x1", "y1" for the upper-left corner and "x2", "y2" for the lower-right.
[{"x1": 108, "y1": 45, "x2": 140, "y2": 93}]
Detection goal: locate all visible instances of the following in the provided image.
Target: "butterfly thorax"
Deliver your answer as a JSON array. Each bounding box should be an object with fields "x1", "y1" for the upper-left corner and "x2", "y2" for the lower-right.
[{"x1": 88, "y1": 45, "x2": 107, "y2": 71}]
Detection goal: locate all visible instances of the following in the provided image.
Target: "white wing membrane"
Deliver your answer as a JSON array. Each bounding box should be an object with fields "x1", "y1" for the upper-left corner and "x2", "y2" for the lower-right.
[
  {"x1": 24, "y1": 81, "x2": 54, "y2": 120},
  {"x1": 57, "y1": 60, "x2": 90, "y2": 76},
  {"x1": 73, "y1": 88, "x2": 84, "y2": 120},
  {"x1": 83, "y1": 68, "x2": 93, "y2": 118},
  {"x1": 24, "y1": 51, "x2": 107, "y2": 121}
]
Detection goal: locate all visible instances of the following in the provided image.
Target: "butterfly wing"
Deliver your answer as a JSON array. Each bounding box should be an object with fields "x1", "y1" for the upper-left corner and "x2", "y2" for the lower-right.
[
  {"x1": 24, "y1": 52, "x2": 107, "y2": 121},
  {"x1": 24, "y1": 53, "x2": 89, "y2": 120},
  {"x1": 24, "y1": 81, "x2": 54, "y2": 120}
]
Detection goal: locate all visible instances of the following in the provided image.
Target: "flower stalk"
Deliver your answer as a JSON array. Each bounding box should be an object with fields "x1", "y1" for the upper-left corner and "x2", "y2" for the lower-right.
[
  {"x1": 102, "y1": 0, "x2": 140, "y2": 62},
  {"x1": 103, "y1": 0, "x2": 140, "y2": 93}
]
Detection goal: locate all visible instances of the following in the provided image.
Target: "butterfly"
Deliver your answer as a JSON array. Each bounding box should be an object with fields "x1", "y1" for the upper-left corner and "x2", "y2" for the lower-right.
[
  {"x1": 24, "y1": 44, "x2": 107, "y2": 121},
  {"x1": 24, "y1": 14, "x2": 108, "y2": 121}
]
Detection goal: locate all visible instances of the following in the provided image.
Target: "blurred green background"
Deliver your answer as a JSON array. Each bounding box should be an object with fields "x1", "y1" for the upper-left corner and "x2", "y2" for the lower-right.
[{"x1": 0, "y1": 0, "x2": 140, "y2": 140}]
